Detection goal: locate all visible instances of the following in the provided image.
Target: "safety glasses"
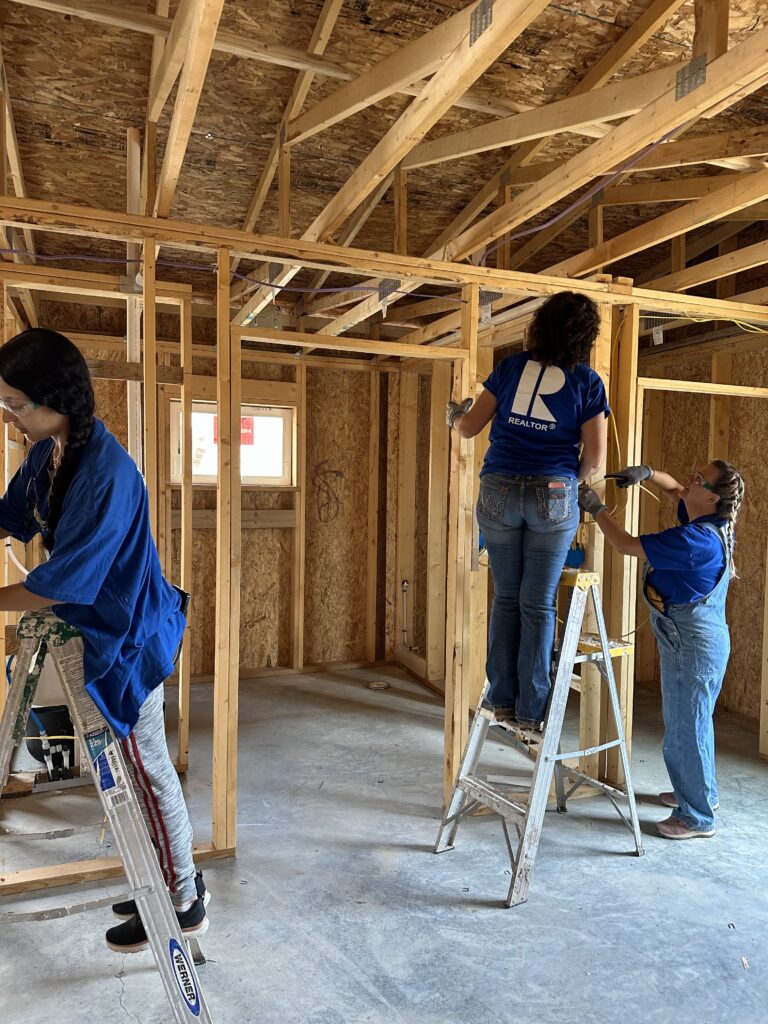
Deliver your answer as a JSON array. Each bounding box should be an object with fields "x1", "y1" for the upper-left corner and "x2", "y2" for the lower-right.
[
  {"x1": 691, "y1": 471, "x2": 716, "y2": 493},
  {"x1": 0, "y1": 397, "x2": 39, "y2": 416}
]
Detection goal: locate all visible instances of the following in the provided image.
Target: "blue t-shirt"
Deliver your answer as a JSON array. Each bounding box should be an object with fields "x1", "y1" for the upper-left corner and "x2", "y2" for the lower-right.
[
  {"x1": 481, "y1": 352, "x2": 609, "y2": 478},
  {"x1": 0, "y1": 420, "x2": 185, "y2": 739},
  {"x1": 640, "y1": 503, "x2": 727, "y2": 609}
]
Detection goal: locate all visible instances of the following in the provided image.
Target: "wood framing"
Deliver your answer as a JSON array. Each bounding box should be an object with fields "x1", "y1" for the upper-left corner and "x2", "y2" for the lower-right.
[
  {"x1": 404, "y1": 62, "x2": 686, "y2": 170},
  {"x1": 290, "y1": 362, "x2": 307, "y2": 669},
  {"x1": 142, "y1": 238, "x2": 158, "y2": 539},
  {"x1": 634, "y1": 391, "x2": 664, "y2": 689},
  {"x1": 286, "y1": 2, "x2": 491, "y2": 147},
  {"x1": 396, "y1": 372, "x2": 418, "y2": 664},
  {"x1": 580, "y1": 304, "x2": 612, "y2": 777},
  {"x1": 237, "y1": 0, "x2": 344, "y2": 250},
  {"x1": 153, "y1": 0, "x2": 226, "y2": 218},
  {"x1": 4, "y1": 196, "x2": 768, "y2": 327},
  {"x1": 176, "y1": 298, "x2": 194, "y2": 773},
  {"x1": 425, "y1": 362, "x2": 450, "y2": 684},
  {"x1": 236, "y1": 0, "x2": 551, "y2": 321},
  {"x1": 447, "y1": 27, "x2": 768, "y2": 262},
  {"x1": 443, "y1": 283, "x2": 479, "y2": 804},
  {"x1": 212, "y1": 247, "x2": 241, "y2": 851},
  {"x1": 365, "y1": 368, "x2": 380, "y2": 663},
  {"x1": 603, "y1": 305, "x2": 641, "y2": 785}
]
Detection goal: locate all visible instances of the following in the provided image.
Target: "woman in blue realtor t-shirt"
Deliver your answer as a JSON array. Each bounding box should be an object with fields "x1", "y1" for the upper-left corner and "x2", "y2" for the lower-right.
[
  {"x1": 579, "y1": 458, "x2": 744, "y2": 841},
  {"x1": 0, "y1": 329, "x2": 207, "y2": 952},
  {"x1": 447, "y1": 292, "x2": 609, "y2": 729}
]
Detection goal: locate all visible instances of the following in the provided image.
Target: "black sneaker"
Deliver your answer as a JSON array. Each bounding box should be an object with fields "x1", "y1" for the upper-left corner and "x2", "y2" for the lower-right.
[
  {"x1": 112, "y1": 871, "x2": 208, "y2": 921},
  {"x1": 106, "y1": 893, "x2": 209, "y2": 954}
]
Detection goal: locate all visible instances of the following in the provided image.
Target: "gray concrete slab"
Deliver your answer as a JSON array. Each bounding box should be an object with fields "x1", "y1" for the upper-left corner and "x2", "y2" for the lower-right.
[{"x1": 0, "y1": 668, "x2": 766, "y2": 1024}]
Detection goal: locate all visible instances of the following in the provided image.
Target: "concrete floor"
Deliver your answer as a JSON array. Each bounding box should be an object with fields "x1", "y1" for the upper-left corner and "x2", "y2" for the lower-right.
[{"x1": 1, "y1": 667, "x2": 766, "y2": 1024}]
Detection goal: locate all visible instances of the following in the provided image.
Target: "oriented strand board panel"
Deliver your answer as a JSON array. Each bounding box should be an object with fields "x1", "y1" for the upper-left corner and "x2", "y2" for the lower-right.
[
  {"x1": 723, "y1": 350, "x2": 768, "y2": 721},
  {"x1": 384, "y1": 373, "x2": 400, "y2": 661},
  {"x1": 303, "y1": 367, "x2": 370, "y2": 664},
  {"x1": 411, "y1": 374, "x2": 431, "y2": 654},
  {"x1": 645, "y1": 352, "x2": 765, "y2": 721},
  {"x1": 172, "y1": 488, "x2": 294, "y2": 676}
]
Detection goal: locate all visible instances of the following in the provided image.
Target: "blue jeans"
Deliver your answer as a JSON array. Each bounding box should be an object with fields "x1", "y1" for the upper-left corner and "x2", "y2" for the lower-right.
[
  {"x1": 646, "y1": 535, "x2": 730, "y2": 832},
  {"x1": 476, "y1": 473, "x2": 579, "y2": 725}
]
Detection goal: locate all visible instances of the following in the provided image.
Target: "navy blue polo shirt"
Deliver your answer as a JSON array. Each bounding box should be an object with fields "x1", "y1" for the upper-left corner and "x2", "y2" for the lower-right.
[
  {"x1": 640, "y1": 503, "x2": 728, "y2": 608},
  {"x1": 0, "y1": 420, "x2": 185, "y2": 738},
  {"x1": 481, "y1": 352, "x2": 609, "y2": 478}
]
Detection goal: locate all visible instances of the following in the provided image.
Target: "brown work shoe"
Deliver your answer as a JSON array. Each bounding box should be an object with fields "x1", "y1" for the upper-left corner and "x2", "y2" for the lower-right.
[{"x1": 656, "y1": 815, "x2": 715, "y2": 840}]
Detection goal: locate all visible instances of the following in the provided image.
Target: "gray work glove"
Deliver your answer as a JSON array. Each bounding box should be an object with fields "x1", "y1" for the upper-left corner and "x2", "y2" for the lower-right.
[
  {"x1": 605, "y1": 465, "x2": 653, "y2": 489},
  {"x1": 578, "y1": 483, "x2": 608, "y2": 518},
  {"x1": 446, "y1": 397, "x2": 473, "y2": 429}
]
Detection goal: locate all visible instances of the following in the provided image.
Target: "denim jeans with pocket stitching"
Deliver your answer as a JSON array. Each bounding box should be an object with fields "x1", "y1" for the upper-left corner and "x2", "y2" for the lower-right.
[{"x1": 476, "y1": 472, "x2": 579, "y2": 724}]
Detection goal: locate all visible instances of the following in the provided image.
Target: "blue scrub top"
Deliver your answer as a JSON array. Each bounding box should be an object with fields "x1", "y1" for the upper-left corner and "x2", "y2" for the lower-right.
[
  {"x1": 640, "y1": 502, "x2": 728, "y2": 609},
  {"x1": 481, "y1": 352, "x2": 609, "y2": 479},
  {"x1": 0, "y1": 419, "x2": 185, "y2": 738}
]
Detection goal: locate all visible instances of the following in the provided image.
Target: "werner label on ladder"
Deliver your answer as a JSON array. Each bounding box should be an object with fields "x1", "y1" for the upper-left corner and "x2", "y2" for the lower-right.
[{"x1": 435, "y1": 568, "x2": 644, "y2": 908}]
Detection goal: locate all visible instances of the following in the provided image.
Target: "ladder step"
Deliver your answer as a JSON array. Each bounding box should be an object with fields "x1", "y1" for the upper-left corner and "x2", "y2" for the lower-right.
[
  {"x1": 460, "y1": 776, "x2": 528, "y2": 818},
  {"x1": 576, "y1": 633, "x2": 634, "y2": 658}
]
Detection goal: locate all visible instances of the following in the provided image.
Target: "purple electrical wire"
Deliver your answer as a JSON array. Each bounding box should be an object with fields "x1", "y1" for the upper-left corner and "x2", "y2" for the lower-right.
[{"x1": 482, "y1": 119, "x2": 694, "y2": 259}]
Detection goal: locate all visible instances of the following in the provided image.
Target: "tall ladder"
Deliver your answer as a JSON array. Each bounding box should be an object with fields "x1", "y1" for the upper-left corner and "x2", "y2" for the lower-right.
[
  {"x1": 435, "y1": 569, "x2": 644, "y2": 907},
  {"x1": 0, "y1": 611, "x2": 213, "y2": 1023}
]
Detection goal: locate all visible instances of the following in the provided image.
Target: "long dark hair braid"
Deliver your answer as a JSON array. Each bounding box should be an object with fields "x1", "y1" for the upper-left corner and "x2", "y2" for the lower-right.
[
  {"x1": 711, "y1": 458, "x2": 745, "y2": 579},
  {"x1": 0, "y1": 329, "x2": 94, "y2": 551}
]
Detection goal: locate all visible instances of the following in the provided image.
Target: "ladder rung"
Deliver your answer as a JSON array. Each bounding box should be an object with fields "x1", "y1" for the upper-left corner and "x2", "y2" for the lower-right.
[
  {"x1": 562, "y1": 765, "x2": 631, "y2": 801},
  {"x1": 546, "y1": 738, "x2": 623, "y2": 762},
  {"x1": 460, "y1": 775, "x2": 528, "y2": 818},
  {"x1": 577, "y1": 633, "x2": 634, "y2": 658}
]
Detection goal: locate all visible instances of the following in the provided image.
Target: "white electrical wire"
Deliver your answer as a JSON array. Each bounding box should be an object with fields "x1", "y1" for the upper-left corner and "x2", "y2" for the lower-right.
[{"x1": 5, "y1": 540, "x2": 29, "y2": 578}]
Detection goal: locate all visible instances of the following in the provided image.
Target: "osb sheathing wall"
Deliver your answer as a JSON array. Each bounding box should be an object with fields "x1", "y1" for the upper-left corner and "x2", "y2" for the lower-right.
[
  {"x1": 384, "y1": 374, "x2": 400, "y2": 662},
  {"x1": 412, "y1": 375, "x2": 432, "y2": 656},
  {"x1": 643, "y1": 352, "x2": 766, "y2": 722},
  {"x1": 303, "y1": 367, "x2": 371, "y2": 665},
  {"x1": 38, "y1": 303, "x2": 374, "y2": 676}
]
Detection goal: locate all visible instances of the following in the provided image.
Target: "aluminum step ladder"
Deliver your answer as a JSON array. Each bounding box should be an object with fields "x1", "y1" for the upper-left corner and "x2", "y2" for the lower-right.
[
  {"x1": 0, "y1": 611, "x2": 212, "y2": 1023},
  {"x1": 435, "y1": 569, "x2": 644, "y2": 907}
]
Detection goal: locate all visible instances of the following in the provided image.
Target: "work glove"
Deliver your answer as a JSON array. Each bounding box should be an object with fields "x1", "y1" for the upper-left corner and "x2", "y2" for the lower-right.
[
  {"x1": 446, "y1": 397, "x2": 473, "y2": 429},
  {"x1": 578, "y1": 484, "x2": 608, "y2": 518},
  {"x1": 605, "y1": 464, "x2": 653, "y2": 489}
]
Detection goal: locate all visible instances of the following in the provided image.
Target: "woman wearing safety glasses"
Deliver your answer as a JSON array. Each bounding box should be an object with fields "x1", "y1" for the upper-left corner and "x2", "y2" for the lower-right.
[
  {"x1": 0, "y1": 328, "x2": 208, "y2": 951},
  {"x1": 579, "y1": 459, "x2": 744, "y2": 840}
]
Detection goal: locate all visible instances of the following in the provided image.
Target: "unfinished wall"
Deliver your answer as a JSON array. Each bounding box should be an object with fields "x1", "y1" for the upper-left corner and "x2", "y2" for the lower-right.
[
  {"x1": 725, "y1": 350, "x2": 768, "y2": 721},
  {"x1": 411, "y1": 374, "x2": 432, "y2": 655},
  {"x1": 642, "y1": 349, "x2": 766, "y2": 721},
  {"x1": 383, "y1": 373, "x2": 400, "y2": 661},
  {"x1": 303, "y1": 367, "x2": 371, "y2": 665}
]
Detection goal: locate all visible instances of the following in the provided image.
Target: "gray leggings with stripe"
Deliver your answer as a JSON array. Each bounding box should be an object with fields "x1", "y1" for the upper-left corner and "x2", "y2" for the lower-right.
[{"x1": 119, "y1": 685, "x2": 197, "y2": 909}]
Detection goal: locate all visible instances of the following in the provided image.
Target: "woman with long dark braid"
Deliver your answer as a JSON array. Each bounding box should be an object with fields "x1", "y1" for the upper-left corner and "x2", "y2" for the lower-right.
[
  {"x1": 579, "y1": 458, "x2": 745, "y2": 840},
  {"x1": 0, "y1": 328, "x2": 207, "y2": 951}
]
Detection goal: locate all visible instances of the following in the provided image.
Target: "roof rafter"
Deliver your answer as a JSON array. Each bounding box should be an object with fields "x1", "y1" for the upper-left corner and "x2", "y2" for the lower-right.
[
  {"x1": 320, "y1": 0, "x2": 690, "y2": 338},
  {"x1": 648, "y1": 237, "x2": 768, "y2": 292},
  {"x1": 548, "y1": 168, "x2": 768, "y2": 278},
  {"x1": 146, "y1": 0, "x2": 198, "y2": 124},
  {"x1": 286, "y1": 1, "x2": 532, "y2": 149},
  {"x1": 403, "y1": 62, "x2": 686, "y2": 171},
  {"x1": 5, "y1": 0, "x2": 552, "y2": 124},
  {"x1": 153, "y1": 0, "x2": 225, "y2": 218},
  {"x1": 232, "y1": 0, "x2": 344, "y2": 278},
  {"x1": 235, "y1": 0, "x2": 552, "y2": 324}
]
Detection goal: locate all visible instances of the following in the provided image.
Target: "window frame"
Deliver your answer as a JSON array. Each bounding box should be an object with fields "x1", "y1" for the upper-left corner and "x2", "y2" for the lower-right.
[{"x1": 170, "y1": 399, "x2": 295, "y2": 487}]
